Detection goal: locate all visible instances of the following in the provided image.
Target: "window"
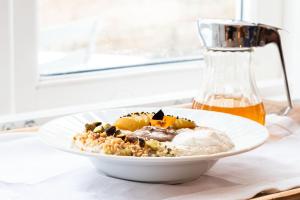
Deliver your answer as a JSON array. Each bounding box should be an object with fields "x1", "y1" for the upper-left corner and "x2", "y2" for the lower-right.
[
  {"x1": 3, "y1": 0, "x2": 297, "y2": 129},
  {"x1": 1, "y1": 0, "x2": 244, "y2": 117},
  {"x1": 38, "y1": 0, "x2": 236, "y2": 76}
]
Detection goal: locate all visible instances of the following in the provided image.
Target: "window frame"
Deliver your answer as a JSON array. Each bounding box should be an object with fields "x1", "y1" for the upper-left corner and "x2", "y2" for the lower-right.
[
  {"x1": 1, "y1": 0, "x2": 244, "y2": 115},
  {"x1": 0, "y1": 0, "x2": 14, "y2": 114}
]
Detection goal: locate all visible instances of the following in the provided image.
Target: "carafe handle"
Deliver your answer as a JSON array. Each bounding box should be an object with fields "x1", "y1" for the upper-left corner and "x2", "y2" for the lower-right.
[{"x1": 257, "y1": 24, "x2": 293, "y2": 115}]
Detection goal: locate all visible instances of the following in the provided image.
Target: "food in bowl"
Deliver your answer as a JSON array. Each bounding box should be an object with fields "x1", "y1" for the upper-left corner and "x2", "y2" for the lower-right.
[
  {"x1": 72, "y1": 110, "x2": 234, "y2": 157},
  {"x1": 172, "y1": 127, "x2": 234, "y2": 156}
]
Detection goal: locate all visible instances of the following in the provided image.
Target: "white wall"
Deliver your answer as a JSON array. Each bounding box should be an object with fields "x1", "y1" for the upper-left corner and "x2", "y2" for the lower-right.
[
  {"x1": 243, "y1": 0, "x2": 300, "y2": 101},
  {"x1": 282, "y1": 0, "x2": 300, "y2": 100},
  {"x1": 242, "y1": 0, "x2": 285, "y2": 100},
  {"x1": 0, "y1": 0, "x2": 14, "y2": 114},
  {"x1": 243, "y1": 0, "x2": 283, "y2": 27}
]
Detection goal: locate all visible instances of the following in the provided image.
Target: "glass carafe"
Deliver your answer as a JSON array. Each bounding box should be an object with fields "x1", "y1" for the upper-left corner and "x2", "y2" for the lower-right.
[
  {"x1": 192, "y1": 19, "x2": 294, "y2": 124},
  {"x1": 192, "y1": 49, "x2": 266, "y2": 124}
]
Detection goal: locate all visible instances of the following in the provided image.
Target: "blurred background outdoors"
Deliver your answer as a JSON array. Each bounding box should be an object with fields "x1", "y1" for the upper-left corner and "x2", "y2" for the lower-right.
[{"x1": 38, "y1": 0, "x2": 235, "y2": 75}]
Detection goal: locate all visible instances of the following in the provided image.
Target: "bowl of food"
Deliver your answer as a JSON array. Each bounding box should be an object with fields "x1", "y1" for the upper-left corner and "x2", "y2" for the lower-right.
[{"x1": 39, "y1": 107, "x2": 269, "y2": 183}]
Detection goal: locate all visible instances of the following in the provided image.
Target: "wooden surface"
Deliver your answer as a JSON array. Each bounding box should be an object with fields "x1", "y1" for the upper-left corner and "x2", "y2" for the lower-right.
[
  {"x1": 3, "y1": 100, "x2": 300, "y2": 200},
  {"x1": 252, "y1": 188, "x2": 300, "y2": 200}
]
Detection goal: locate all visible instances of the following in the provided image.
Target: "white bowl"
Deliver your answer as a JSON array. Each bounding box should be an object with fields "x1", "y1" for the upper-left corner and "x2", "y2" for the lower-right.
[{"x1": 39, "y1": 107, "x2": 269, "y2": 183}]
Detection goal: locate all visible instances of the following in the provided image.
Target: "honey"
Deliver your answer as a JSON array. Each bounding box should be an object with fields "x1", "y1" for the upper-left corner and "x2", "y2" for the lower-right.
[{"x1": 192, "y1": 95, "x2": 266, "y2": 125}]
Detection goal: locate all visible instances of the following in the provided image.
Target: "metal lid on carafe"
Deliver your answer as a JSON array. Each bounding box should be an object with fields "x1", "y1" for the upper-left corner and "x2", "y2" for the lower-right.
[{"x1": 197, "y1": 19, "x2": 281, "y2": 50}]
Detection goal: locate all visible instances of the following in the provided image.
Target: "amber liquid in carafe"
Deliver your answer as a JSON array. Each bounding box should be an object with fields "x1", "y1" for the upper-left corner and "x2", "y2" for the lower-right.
[{"x1": 192, "y1": 95, "x2": 266, "y2": 125}]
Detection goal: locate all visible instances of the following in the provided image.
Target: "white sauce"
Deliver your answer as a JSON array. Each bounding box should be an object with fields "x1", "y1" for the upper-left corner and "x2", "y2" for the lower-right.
[{"x1": 171, "y1": 127, "x2": 234, "y2": 156}]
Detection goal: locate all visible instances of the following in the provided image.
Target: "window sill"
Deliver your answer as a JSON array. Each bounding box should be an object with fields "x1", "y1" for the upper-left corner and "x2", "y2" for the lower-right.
[
  {"x1": 0, "y1": 77, "x2": 295, "y2": 130},
  {"x1": 14, "y1": 60, "x2": 204, "y2": 114}
]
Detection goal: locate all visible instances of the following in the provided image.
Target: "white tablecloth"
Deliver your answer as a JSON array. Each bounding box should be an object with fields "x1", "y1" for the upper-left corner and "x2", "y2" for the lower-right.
[{"x1": 1, "y1": 115, "x2": 300, "y2": 200}]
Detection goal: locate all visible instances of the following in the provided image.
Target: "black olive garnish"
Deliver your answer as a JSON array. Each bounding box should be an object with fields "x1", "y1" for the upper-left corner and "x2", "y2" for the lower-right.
[
  {"x1": 126, "y1": 135, "x2": 138, "y2": 143},
  {"x1": 116, "y1": 133, "x2": 126, "y2": 140},
  {"x1": 152, "y1": 109, "x2": 164, "y2": 120},
  {"x1": 114, "y1": 129, "x2": 121, "y2": 136},
  {"x1": 167, "y1": 148, "x2": 172, "y2": 154},
  {"x1": 105, "y1": 126, "x2": 116, "y2": 136},
  {"x1": 138, "y1": 138, "x2": 145, "y2": 147},
  {"x1": 94, "y1": 122, "x2": 102, "y2": 127}
]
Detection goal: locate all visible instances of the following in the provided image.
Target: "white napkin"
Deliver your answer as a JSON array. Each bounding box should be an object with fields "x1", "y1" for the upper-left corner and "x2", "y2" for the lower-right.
[{"x1": 0, "y1": 115, "x2": 300, "y2": 200}]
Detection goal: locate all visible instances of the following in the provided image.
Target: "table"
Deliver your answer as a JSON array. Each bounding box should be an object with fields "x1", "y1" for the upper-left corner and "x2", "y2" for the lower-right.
[{"x1": 2, "y1": 100, "x2": 300, "y2": 200}]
